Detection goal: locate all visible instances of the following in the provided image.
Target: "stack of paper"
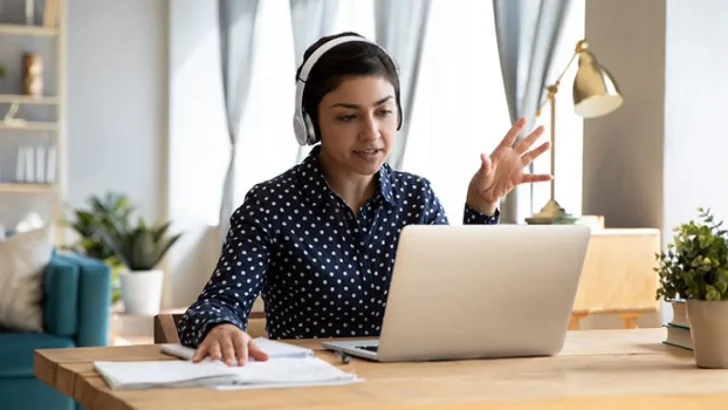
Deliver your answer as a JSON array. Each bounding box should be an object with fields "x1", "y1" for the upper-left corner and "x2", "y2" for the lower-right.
[
  {"x1": 93, "y1": 338, "x2": 360, "y2": 390},
  {"x1": 160, "y1": 337, "x2": 314, "y2": 361}
]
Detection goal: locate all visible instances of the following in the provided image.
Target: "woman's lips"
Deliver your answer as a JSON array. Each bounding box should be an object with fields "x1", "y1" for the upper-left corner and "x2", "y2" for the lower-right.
[{"x1": 353, "y1": 149, "x2": 382, "y2": 161}]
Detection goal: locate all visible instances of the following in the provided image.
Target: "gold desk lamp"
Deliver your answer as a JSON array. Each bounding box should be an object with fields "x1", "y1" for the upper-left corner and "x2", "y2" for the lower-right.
[{"x1": 525, "y1": 39, "x2": 623, "y2": 225}]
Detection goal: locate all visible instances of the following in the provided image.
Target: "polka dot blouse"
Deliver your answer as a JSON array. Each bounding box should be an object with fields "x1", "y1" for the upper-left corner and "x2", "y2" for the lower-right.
[{"x1": 178, "y1": 145, "x2": 500, "y2": 346}]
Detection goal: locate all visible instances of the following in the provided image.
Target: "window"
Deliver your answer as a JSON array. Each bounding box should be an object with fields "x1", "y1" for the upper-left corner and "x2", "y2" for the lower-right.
[
  {"x1": 233, "y1": 0, "x2": 585, "y2": 223},
  {"x1": 234, "y1": 0, "x2": 376, "y2": 207},
  {"x1": 405, "y1": 0, "x2": 512, "y2": 224},
  {"x1": 406, "y1": 0, "x2": 585, "y2": 223}
]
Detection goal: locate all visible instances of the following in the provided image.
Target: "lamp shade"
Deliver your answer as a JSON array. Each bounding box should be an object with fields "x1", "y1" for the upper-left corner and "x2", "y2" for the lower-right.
[{"x1": 573, "y1": 50, "x2": 623, "y2": 118}]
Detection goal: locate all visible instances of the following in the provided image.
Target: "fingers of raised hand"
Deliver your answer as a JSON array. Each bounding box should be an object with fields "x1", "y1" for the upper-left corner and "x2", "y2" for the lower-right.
[
  {"x1": 499, "y1": 116, "x2": 527, "y2": 149},
  {"x1": 514, "y1": 125, "x2": 545, "y2": 154},
  {"x1": 520, "y1": 141, "x2": 551, "y2": 166},
  {"x1": 521, "y1": 173, "x2": 553, "y2": 183}
]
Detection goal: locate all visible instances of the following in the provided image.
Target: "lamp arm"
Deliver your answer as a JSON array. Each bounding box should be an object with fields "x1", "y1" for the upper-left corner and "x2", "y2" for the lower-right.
[{"x1": 535, "y1": 40, "x2": 587, "y2": 117}]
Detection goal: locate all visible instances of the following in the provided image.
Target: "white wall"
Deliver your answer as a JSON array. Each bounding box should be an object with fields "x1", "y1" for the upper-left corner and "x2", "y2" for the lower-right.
[
  {"x1": 581, "y1": 0, "x2": 666, "y2": 329},
  {"x1": 582, "y1": 0, "x2": 666, "y2": 230},
  {"x1": 582, "y1": 0, "x2": 728, "y2": 327},
  {"x1": 67, "y1": 0, "x2": 168, "y2": 222},
  {"x1": 663, "y1": 0, "x2": 728, "y2": 250}
]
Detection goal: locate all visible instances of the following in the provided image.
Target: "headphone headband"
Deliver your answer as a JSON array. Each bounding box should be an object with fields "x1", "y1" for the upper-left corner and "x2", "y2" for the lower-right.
[
  {"x1": 298, "y1": 35, "x2": 374, "y2": 83},
  {"x1": 292, "y1": 35, "x2": 402, "y2": 147}
]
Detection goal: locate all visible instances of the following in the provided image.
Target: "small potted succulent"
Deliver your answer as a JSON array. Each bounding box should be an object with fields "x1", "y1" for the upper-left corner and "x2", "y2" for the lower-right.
[
  {"x1": 99, "y1": 216, "x2": 182, "y2": 315},
  {"x1": 655, "y1": 207, "x2": 728, "y2": 368}
]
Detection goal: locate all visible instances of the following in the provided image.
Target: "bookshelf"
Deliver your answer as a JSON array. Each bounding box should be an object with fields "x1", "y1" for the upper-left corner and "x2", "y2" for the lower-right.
[{"x1": 0, "y1": 0, "x2": 66, "y2": 244}]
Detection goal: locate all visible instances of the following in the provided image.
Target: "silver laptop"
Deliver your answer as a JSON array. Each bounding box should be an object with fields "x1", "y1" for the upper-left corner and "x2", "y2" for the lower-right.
[{"x1": 321, "y1": 224, "x2": 591, "y2": 362}]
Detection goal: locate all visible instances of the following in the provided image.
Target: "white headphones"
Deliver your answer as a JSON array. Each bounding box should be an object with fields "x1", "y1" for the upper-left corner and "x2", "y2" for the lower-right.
[{"x1": 293, "y1": 35, "x2": 402, "y2": 146}]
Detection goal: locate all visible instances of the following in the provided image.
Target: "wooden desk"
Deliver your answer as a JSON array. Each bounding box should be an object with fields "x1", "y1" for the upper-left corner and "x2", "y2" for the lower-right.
[{"x1": 34, "y1": 328, "x2": 728, "y2": 410}]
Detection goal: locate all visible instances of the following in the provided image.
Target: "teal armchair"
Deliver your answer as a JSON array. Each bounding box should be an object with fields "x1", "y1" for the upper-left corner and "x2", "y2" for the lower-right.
[{"x1": 0, "y1": 251, "x2": 112, "y2": 410}]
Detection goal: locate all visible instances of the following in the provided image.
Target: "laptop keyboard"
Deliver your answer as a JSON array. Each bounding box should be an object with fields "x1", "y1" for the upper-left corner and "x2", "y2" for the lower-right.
[{"x1": 356, "y1": 345, "x2": 379, "y2": 352}]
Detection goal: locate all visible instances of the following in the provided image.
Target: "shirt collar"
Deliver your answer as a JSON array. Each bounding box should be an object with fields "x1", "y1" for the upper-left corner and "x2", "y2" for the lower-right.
[{"x1": 299, "y1": 145, "x2": 396, "y2": 207}]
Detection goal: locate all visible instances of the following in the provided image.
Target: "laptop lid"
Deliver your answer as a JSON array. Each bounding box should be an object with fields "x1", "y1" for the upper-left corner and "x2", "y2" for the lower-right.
[{"x1": 374, "y1": 224, "x2": 591, "y2": 362}]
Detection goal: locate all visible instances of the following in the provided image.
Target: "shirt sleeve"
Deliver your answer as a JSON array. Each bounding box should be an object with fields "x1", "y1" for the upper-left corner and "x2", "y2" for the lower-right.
[
  {"x1": 418, "y1": 177, "x2": 500, "y2": 225},
  {"x1": 177, "y1": 186, "x2": 273, "y2": 347},
  {"x1": 463, "y1": 203, "x2": 500, "y2": 225}
]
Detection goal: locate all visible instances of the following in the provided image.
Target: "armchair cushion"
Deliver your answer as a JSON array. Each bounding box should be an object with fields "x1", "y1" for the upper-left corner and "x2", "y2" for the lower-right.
[
  {"x1": 0, "y1": 226, "x2": 54, "y2": 332},
  {"x1": 0, "y1": 332, "x2": 74, "y2": 378},
  {"x1": 58, "y1": 252, "x2": 112, "y2": 346},
  {"x1": 43, "y1": 255, "x2": 80, "y2": 337}
]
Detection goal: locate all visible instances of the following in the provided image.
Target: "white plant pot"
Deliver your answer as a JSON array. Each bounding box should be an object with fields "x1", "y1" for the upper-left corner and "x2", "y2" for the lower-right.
[
  {"x1": 687, "y1": 299, "x2": 728, "y2": 369},
  {"x1": 119, "y1": 269, "x2": 164, "y2": 315}
]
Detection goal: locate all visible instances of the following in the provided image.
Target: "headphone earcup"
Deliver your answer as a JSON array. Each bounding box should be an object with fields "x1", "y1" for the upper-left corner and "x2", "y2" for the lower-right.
[
  {"x1": 303, "y1": 111, "x2": 316, "y2": 144},
  {"x1": 396, "y1": 97, "x2": 404, "y2": 131},
  {"x1": 293, "y1": 112, "x2": 308, "y2": 145}
]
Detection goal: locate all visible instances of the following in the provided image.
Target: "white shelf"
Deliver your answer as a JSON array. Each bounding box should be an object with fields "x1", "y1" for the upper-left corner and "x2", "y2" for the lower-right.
[
  {"x1": 0, "y1": 183, "x2": 56, "y2": 193},
  {"x1": 0, "y1": 23, "x2": 57, "y2": 36},
  {"x1": 0, "y1": 121, "x2": 58, "y2": 132},
  {"x1": 0, "y1": 94, "x2": 58, "y2": 105},
  {"x1": 0, "y1": 0, "x2": 66, "y2": 247}
]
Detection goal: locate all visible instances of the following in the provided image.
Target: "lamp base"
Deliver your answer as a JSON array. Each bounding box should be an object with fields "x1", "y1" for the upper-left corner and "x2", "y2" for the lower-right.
[{"x1": 525, "y1": 198, "x2": 579, "y2": 225}]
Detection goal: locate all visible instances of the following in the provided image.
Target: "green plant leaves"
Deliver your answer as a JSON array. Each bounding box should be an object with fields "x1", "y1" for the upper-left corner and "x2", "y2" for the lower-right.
[
  {"x1": 656, "y1": 208, "x2": 728, "y2": 301},
  {"x1": 98, "y1": 215, "x2": 182, "y2": 271}
]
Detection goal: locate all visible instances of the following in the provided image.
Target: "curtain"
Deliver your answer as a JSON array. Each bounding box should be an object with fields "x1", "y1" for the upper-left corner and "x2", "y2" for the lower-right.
[
  {"x1": 492, "y1": 0, "x2": 572, "y2": 223},
  {"x1": 374, "y1": 0, "x2": 432, "y2": 171},
  {"x1": 218, "y1": 0, "x2": 260, "y2": 242},
  {"x1": 290, "y1": 0, "x2": 341, "y2": 164}
]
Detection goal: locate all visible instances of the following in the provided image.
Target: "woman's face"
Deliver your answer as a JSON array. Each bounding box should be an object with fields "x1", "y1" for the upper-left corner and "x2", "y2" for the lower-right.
[{"x1": 316, "y1": 75, "x2": 398, "y2": 177}]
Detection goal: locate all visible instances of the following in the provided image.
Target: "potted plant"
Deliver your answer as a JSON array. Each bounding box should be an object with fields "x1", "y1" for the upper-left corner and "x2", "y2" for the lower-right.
[
  {"x1": 99, "y1": 216, "x2": 182, "y2": 315},
  {"x1": 63, "y1": 192, "x2": 135, "y2": 304},
  {"x1": 655, "y1": 207, "x2": 728, "y2": 368}
]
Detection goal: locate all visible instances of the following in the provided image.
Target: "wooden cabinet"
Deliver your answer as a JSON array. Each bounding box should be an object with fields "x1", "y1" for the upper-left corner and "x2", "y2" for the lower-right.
[{"x1": 570, "y1": 228, "x2": 662, "y2": 329}]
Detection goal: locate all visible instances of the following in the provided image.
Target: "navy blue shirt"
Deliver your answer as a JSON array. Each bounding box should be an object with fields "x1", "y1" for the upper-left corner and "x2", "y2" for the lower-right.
[{"x1": 178, "y1": 145, "x2": 500, "y2": 346}]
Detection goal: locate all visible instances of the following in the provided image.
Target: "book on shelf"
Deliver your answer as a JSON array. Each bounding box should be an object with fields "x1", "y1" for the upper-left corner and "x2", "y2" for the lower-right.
[{"x1": 94, "y1": 338, "x2": 360, "y2": 390}]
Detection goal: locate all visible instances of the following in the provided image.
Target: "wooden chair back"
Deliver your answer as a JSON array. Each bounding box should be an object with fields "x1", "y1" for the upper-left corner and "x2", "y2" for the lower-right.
[{"x1": 153, "y1": 312, "x2": 267, "y2": 344}]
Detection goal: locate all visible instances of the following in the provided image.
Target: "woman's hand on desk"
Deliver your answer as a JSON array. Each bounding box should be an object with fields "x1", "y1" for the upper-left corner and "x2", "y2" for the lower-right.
[{"x1": 191, "y1": 323, "x2": 269, "y2": 366}]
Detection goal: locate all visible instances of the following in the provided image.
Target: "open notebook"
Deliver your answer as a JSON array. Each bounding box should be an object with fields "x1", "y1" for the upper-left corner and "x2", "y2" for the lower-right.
[
  {"x1": 160, "y1": 337, "x2": 314, "y2": 361},
  {"x1": 93, "y1": 338, "x2": 360, "y2": 390}
]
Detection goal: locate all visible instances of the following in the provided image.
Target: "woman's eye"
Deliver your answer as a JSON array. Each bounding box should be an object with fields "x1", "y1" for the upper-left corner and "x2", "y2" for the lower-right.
[
  {"x1": 338, "y1": 115, "x2": 356, "y2": 122},
  {"x1": 377, "y1": 110, "x2": 393, "y2": 117}
]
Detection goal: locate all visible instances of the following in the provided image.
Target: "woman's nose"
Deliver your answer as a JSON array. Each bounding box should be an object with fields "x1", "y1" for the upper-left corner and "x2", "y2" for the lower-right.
[{"x1": 359, "y1": 115, "x2": 379, "y2": 141}]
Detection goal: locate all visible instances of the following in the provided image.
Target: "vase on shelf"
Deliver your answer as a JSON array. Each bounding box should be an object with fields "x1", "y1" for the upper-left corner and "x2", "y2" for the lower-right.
[{"x1": 24, "y1": 53, "x2": 43, "y2": 97}]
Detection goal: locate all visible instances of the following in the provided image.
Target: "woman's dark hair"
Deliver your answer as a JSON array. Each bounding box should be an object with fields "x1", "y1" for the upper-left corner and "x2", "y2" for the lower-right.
[{"x1": 295, "y1": 31, "x2": 401, "y2": 140}]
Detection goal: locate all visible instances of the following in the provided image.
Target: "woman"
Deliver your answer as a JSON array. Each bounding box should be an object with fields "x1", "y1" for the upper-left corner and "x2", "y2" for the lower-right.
[{"x1": 178, "y1": 32, "x2": 550, "y2": 366}]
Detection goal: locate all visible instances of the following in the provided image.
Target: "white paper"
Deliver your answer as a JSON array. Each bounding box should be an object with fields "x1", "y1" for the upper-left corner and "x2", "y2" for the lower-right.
[
  {"x1": 94, "y1": 359, "x2": 236, "y2": 390},
  {"x1": 93, "y1": 356, "x2": 358, "y2": 391},
  {"x1": 161, "y1": 337, "x2": 314, "y2": 362},
  {"x1": 228, "y1": 357, "x2": 357, "y2": 385}
]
